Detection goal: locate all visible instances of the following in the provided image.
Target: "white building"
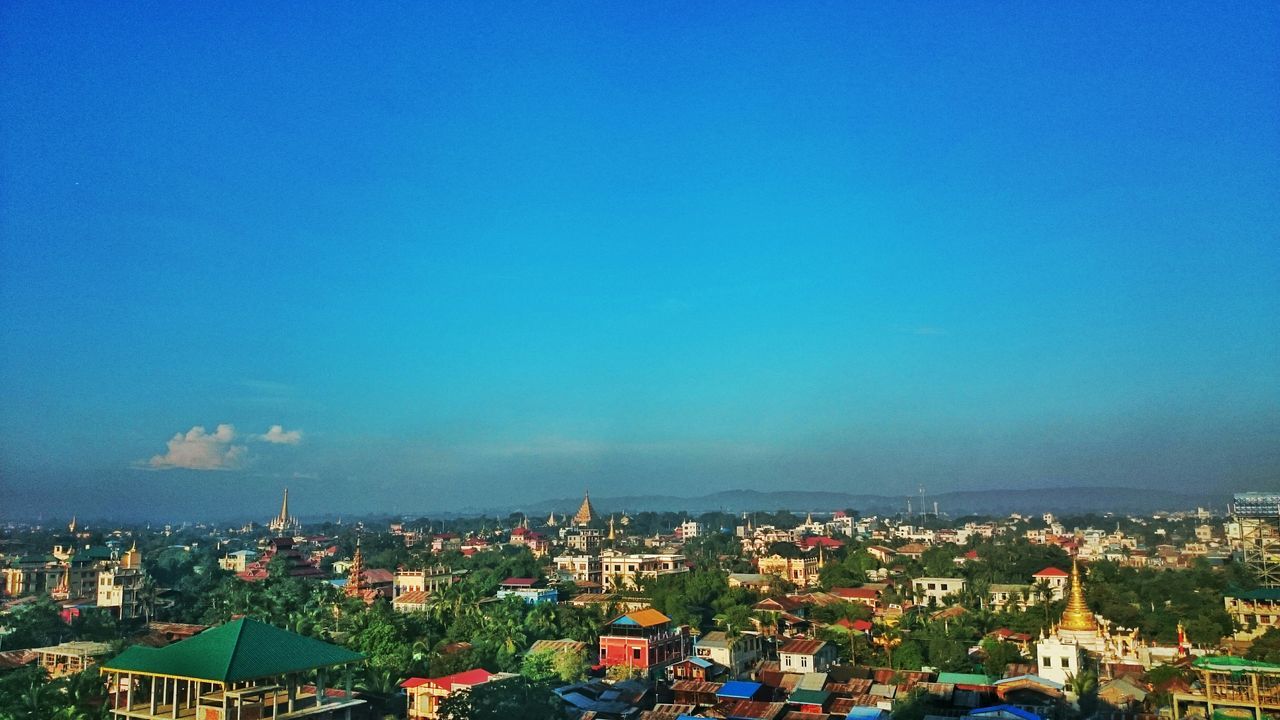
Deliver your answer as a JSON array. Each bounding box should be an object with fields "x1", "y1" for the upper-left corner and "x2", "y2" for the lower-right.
[
  {"x1": 694, "y1": 631, "x2": 764, "y2": 678},
  {"x1": 599, "y1": 551, "x2": 687, "y2": 591},
  {"x1": 912, "y1": 577, "x2": 966, "y2": 606}
]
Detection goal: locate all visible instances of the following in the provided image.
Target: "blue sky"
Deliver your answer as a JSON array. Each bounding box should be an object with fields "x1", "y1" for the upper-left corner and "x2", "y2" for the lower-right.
[{"x1": 2, "y1": 3, "x2": 1278, "y2": 520}]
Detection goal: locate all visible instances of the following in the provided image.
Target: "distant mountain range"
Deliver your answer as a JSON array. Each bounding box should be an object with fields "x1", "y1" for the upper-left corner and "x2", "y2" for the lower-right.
[{"x1": 503, "y1": 486, "x2": 1231, "y2": 517}]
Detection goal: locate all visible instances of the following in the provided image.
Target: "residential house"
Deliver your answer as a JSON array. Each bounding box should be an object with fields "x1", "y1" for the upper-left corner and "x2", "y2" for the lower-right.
[
  {"x1": 598, "y1": 608, "x2": 691, "y2": 677},
  {"x1": 694, "y1": 631, "x2": 764, "y2": 678},
  {"x1": 911, "y1": 577, "x2": 966, "y2": 606},
  {"x1": 402, "y1": 669, "x2": 513, "y2": 720},
  {"x1": 779, "y1": 638, "x2": 837, "y2": 674}
]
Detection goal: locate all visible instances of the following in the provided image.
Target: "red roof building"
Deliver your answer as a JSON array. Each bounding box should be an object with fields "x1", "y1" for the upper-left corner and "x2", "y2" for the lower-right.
[
  {"x1": 598, "y1": 608, "x2": 691, "y2": 677},
  {"x1": 237, "y1": 537, "x2": 325, "y2": 582},
  {"x1": 401, "y1": 668, "x2": 503, "y2": 719}
]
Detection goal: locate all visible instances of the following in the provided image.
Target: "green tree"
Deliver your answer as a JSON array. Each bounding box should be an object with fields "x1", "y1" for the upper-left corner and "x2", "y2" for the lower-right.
[{"x1": 437, "y1": 677, "x2": 561, "y2": 720}]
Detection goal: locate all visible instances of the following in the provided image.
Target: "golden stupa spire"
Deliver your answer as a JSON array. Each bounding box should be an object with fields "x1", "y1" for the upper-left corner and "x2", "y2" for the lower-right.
[
  {"x1": 608, "y1": 514, "x2": 616, "y2": 541},
  {"x1": 1060, "y1": 556, "x2": 1098, "y2": 632},
  {"x1": 574, "y1": 491, "x2": 595, "y2": 526}
]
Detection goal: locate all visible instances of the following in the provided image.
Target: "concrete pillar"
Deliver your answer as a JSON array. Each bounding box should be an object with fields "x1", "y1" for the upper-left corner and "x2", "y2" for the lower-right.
[
  {"x1": 287, "y1": 675, "x2": 296, "y2": 713},
  {"x1": 316, "y1": 668, "x2": 326, "y2": 706},
  {"x1": 172, "y1": 678, "x2": 179, "y2": 718},
  {"x1": 344, "y1": 666, "x2": 353, "y2": 699},
  {"x1": 150, "y1": 677, "x2": 158, "y2": 715}
]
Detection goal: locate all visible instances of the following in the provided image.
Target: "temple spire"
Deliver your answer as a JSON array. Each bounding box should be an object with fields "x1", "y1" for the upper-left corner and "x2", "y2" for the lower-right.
[
  {"x1": 574, "y1": 491, "x2": 596, "y2": 526},
  {"x1": 346, "y1": 539, "x2": 365, "y2": 596},
  {"x1": 1060, "y1": 556, "x2": 1098, "y2": 631}
]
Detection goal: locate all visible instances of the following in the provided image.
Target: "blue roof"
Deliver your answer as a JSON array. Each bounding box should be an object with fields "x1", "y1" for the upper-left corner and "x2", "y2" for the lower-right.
[
  {"x1": 845, "y1": 708, "x2": 887, "y2": 720},
  {"x1": 686, "y1": 657, "x2": 713, "y2": 669},
  {"x1": 969, "y1": 705, "x2": 1043, "y2": 720},
  {"x1": 718, "y1": 680, "x2": 761, "y2": 698}
]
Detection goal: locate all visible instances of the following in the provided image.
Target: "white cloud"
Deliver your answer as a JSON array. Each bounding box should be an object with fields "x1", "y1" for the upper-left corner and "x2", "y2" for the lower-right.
[
  {"x1": 258, "y1": 425, "x2": 303, "y2": 445},
  {"x1": 148, "y1": 424, "x2": 246, "y2": 470}
]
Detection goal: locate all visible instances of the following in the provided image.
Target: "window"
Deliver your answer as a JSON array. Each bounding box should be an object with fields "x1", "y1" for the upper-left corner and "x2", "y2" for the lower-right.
[
  {"x1": 633, "y1": 648, "x2": 642, "y2": 660},
  {"x1": 801, "y1": 657, "x2": 808, "y2": 668},
  {"x1": 928, "y1": 583, "x2": 936, "y2": 590}
]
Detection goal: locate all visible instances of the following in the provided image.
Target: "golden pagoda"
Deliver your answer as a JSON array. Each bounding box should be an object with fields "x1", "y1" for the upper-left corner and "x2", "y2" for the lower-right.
[
  {"x1": 608, "y1": 515, "x2": 616, "y2": 542},
  {"x1": 121, "y1": 540, "x2": 142, "y2": 570},
  {"x1": 573, "y1": 491, "x2": 596, "y2": 526},
  {"x1": 1060, "y1": 557, "x2": 1098, "y2": 632}
]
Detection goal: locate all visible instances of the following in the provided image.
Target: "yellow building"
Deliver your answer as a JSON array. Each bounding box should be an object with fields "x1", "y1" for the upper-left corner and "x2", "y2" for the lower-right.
[{"x1": 757, "y1": 553, "x2": 823, "y2": 587}]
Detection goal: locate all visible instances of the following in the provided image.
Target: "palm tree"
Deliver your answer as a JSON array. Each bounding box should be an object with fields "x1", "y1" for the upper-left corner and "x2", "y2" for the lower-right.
[
  {"x1": 1034, "y1": 580, "x2": 1055, "y2": 627},
  {"x1": 874, "y1": 627, "x2": 903, "y2": 669}
]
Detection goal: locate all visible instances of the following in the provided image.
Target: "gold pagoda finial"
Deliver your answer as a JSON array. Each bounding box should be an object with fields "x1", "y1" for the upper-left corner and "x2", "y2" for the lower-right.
[
  {"x1": 608, "y1": 514, "x2": 616, "y2": 541},
  {"x1": 574, "y1": 490, "x2": 595, "y2": 526},
  {"x1": 68, "y1": 515, "x2": 77, "y2": 534},
  {"x1": 1060, "y1": 556, "x2": 1098, "y2": 632}
]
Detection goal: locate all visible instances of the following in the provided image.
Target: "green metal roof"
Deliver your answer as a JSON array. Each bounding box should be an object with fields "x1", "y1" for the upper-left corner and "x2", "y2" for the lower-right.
[
  {"x1": 1193, "y1": 656, "x2": 1280, "y2": 674},
  {"x1": 938, "y1": 672, "x2": 995, "y2": 686},
  {"x1": 788, "y1": 689, "x2": 831, "y2": 705},
  {"x1": 102, "y1": 618, "x2": 363, "y2": 682}
]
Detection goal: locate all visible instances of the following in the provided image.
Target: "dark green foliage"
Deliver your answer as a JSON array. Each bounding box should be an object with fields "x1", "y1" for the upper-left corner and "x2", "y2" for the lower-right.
[{"x1": 437, "y1": 676, "x2": 562, "y2": 720}]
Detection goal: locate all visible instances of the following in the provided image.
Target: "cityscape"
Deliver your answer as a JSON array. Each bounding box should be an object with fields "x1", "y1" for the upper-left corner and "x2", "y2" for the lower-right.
[
  {"x1": 4, "y1": 491, "x2": 1280, "y2": 720},
  {"x1": 2, "y1": 3, "x2": 1278, "y2": 720}
]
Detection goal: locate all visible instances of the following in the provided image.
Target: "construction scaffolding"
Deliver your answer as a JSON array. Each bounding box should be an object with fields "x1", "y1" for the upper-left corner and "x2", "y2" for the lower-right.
[{"x1": 1234, "y1": 493, "x2": 1280, "y2": 588}]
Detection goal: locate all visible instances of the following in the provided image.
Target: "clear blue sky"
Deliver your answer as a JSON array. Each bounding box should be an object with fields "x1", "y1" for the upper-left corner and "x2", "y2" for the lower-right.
[{"x1": 2, "y1": 2, "x2": 1277, "y2": 520}]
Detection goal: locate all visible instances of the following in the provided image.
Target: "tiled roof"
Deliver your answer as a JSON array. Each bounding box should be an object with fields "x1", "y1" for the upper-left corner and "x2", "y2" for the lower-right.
[
  {"x1": 402, "y1": 668, "x2": 494, "y2": 691},
  {"x1": 394, "y1": 590, "x2": 430, "y2": 605},
  {"x1": 500, "y1": 577, "x2": 538, "y2": 587},
  {"x1": 832, "y1": 587, "x2": 880, "y2": 599},
  {"x1": 362, "y1": 568, "x2": 395, "y2": 584},
  {"x1": 1033, "y1": 566, "x2": 1068, "y2": 577},
  {"x1": 779, "y1": 639, "x2": 827, "y2": 656}
]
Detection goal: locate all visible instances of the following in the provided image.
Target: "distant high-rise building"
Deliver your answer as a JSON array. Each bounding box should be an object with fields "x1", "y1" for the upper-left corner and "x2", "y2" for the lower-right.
[{"x1": 1233, "y1": 493, "x2": 1280, "y2": 588}]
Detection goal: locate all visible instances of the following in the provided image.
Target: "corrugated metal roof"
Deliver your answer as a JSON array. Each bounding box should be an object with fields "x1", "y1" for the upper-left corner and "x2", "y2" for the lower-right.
[
  {"x1": 779, "y1": 638, "x2": 827, "y2": 656},
  {"x1": 613, "y1": 608, "x2": 671, "y2": 627},
  {"x1": 102, "y1": 618, "x2": 363, "y2": 682},
  {"x1": 718, "y1": 680, "x2": 762, "y2": 698}
]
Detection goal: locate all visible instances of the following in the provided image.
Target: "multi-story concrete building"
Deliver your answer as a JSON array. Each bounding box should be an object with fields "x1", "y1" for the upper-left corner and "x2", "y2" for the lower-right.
[
  {"x1": 565, "y1": 528, "x2": 603, "y2": 554},
  {"x1": 598, "y1": 608, "x2": 690, "y2": 677},
  {"x1": 599, "y1": 551, "x2": 687, "y2": 591},
  {"x1": 554, "y1": 554, "x2": 602, "y2": 588},
  {"x1": 757, "y1": 553, "x2": 822, "y2": 587},
  {"x1": 911, "y1": 577, "x2": 966, "y2": 606}
]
